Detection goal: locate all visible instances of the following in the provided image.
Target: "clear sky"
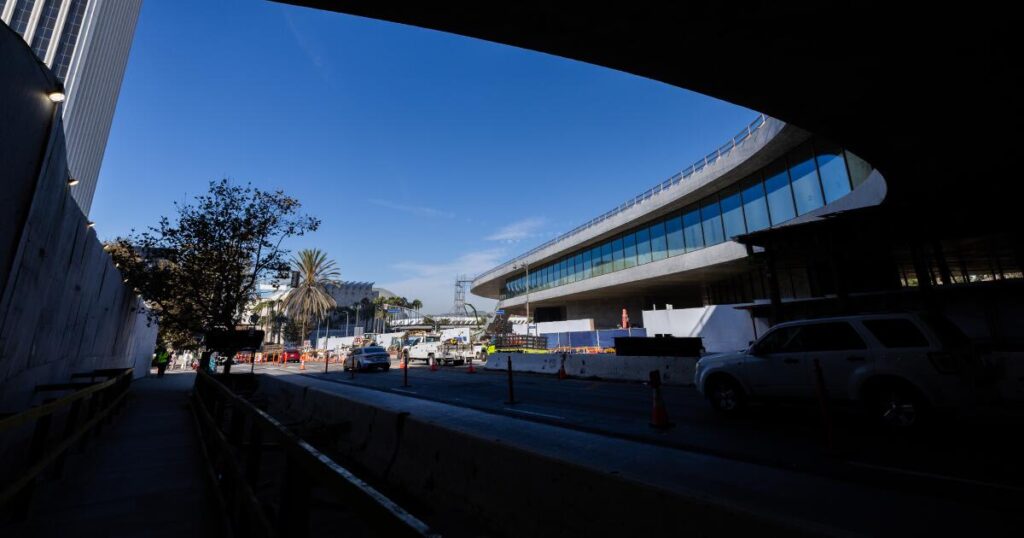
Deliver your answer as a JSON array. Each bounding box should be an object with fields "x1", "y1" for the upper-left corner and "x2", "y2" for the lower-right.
[{"x1": 92, "y1": 0, "x2": 756, "y2": 313}]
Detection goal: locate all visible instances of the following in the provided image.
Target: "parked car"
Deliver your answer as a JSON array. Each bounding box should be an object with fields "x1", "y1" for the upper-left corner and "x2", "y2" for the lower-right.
[
  {"x1": 694, "y1": 313, "x2": 983, "y2": 429},
  {"x1": 346, "y1": 346, "x2": 391, "y2": 372},
  {"x1": 282, "y1": 349, "x2": 301, "y2": 363}
]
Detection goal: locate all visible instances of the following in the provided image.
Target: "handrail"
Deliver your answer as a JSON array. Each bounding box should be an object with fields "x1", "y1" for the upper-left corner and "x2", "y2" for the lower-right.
[
  {"x1": 474, "y1": 114, "x2": 769, "y2": 283},
  {"x1": 191, "y1": 370, "x2": 437, "y2": 537},
  {"x1": 0, "y1": 369, "x2": 128, "y2": 434},
  {"x1": 0, "y1": 368, "x2": 133, "y2": 510}
]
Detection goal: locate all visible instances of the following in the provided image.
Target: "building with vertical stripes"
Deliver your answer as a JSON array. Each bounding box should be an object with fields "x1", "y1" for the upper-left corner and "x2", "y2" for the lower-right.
[{"x1": 2, "y1": 0, "x2": 142, "y2": 215}]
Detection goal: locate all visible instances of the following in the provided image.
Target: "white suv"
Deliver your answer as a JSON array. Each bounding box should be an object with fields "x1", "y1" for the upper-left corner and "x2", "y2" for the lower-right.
[{"x1": 694, "y1": 313, "x2": 980, "y2": 428}]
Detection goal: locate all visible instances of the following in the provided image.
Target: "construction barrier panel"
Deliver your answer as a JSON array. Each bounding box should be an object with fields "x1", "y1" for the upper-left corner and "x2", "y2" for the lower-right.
[{"x1": 482, "y1": 352, "x2": 696, "y2": 385}]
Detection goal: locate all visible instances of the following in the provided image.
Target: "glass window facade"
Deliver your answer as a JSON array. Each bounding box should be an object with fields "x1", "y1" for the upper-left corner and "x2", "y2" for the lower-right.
[
  {"x1": 31, "y1": 0, "x2": 64, "y2": 59},
  {"x1": 763, "y1": 160, "x2": 795, "y2": 225},
  {"x1": 649, "y1": 221, "x2": 667, "y2": 261},
  {"x1": 10, "y1": 0, "x2": 36, "y2": 36},
  {"x1": 816, "y1": 140, "x2": 853, "y2": 204},
  {"x1": 53, "y1": 0, "x2": 89, "y2": 82},
  {"x1": 622, "y1": 232, "x2": 637, "y2": 268},
  {"x1": 789, "y1": 142, "x2": 825, "y2": 215},
  {"x1": 742, "y1": 180, "x2": 770, "y2": 232},
  {"x1": 701, "y1": 199, "x2": 725, "y2": 246},
  {"x1": 636, "y1": 227, "x2": 652, "y2": 265},
  {"x1": 682, "y1": 206, "x2": 704, "y2": 252},
  {"x1": 720, "y1": 187, "x2": 746, "y2": 239},
  {"x1": 665, "y1": 214, "x2": 685, "y2": 256},
  {"x1": 612, "y1": 238, "x2": 624, "y2": 272},
  {"x1": 499, "y1": 139, "x2": 871, "y2": 299}
]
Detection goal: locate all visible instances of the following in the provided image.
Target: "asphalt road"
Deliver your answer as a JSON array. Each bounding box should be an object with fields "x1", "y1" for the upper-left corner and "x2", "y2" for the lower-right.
[{"x1": 256, "y1": 360, "x2": 1024, "y2": 509}]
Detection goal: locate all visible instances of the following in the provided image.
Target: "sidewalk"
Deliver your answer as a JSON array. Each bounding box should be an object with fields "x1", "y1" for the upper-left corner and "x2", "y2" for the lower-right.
[{"x1": 17, "y1": 371, "x2": 220, "y2": 537}]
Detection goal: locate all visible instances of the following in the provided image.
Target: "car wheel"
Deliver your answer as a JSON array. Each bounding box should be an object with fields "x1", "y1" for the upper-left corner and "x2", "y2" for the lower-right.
[
  {"x1": 868, "y1": 382, "x2": 927, "y2": 430},
  {"x1": 707, "y1": 376, "x2": 746, "y2": 414}
]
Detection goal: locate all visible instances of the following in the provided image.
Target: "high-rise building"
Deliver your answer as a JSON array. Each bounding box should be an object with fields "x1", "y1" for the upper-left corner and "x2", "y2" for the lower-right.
[{"x1": 1, "y1": 0, "x2": 142, "y2": 214}]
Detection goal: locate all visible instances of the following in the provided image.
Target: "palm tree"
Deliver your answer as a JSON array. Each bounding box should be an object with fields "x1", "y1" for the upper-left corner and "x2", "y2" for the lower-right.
[{"x1": 283, "y1": 249, "x2": 340, "y2": 345}]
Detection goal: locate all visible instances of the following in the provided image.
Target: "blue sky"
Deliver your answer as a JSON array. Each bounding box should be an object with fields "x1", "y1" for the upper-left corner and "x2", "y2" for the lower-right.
[{"x1": 92, "y1": 0, "x2": 755, "y2": 313}]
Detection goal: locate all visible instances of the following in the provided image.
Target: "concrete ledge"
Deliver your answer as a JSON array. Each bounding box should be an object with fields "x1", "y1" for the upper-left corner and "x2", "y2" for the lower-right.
[
  {"x1": 255, "y1": 372, "x2": 834, "y2": 537},
  {"x1": 483, "y1": 353, "x2": 696, "y2": 385}
]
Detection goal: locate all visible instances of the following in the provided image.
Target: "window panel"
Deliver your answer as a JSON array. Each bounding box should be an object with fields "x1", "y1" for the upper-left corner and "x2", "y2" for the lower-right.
[
  {"x1": 10, "y1": 0, "x2": 37, "y2": 36},
  {"x1": 612, "y1": 238, "x2": 624, "y2": 271},
  {"x1": 600, "y1": 242, "x2": 613, "y2": 275},
  {"x1": 649, "y1": 221, "x2": 667, "y2": 261},
  {"x1": 845, "y1": 150, "x2": 872, "y2": 188},
  {"x1": 582, "y1": 249, "x2": 593, "y2": 279},
  {"x1": 741, "y1": 180, "x2": 770, "y2": 232},
  {"x1": 720, "y1": 188, "x2": 746, "y2": 239},
  {"x1": 701, "y1": 199, "x2": 725, "y2": 246},
  {"x1": 816, "y1": 140, "x2": 852, "y2": 204},
  {"x1": 665, "y1": 214, "x2": 685, "y2": 256},
  {"x1": 683, "y1": 206, "x2": 704, "y2": 252},
  {"x1": 572, "y1": 254, "x2": 583, "y2": 282},
  {"x1": 622, "y1": 232, "x2": 637, "y2": 268},
  {"x1": 53, "y1": 0, "x2": 89, "y2": 82},
  {"x1": 31, "y1": 0, "x2": 64, "y2": 59},
  {"x1": 789, "y1": 142, "x2": 825, "y2": 215},
  {"x1": 763, "y1": 160, "x2": 796, "y2": 225},
  {"x1": 636, "y1": 226, "x2": 652, "y2": 264}
]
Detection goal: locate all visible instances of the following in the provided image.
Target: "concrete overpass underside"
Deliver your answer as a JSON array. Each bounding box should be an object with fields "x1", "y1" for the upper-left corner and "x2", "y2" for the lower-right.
[{"x1": 275, "y1": 2, "x2": 1019, "y2": 231}]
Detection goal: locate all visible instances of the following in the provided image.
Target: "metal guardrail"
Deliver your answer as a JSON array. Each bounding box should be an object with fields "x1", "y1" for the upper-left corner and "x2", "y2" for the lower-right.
[
  {"x1": 0, "y1": 368, "x2": 133, "y2": 517},
  {"x1": 190, "y1": 370, "x2": 437, "y2": 538},
  {"x1": 474, "y1": 114, "x2": 769, "y2": 283}
]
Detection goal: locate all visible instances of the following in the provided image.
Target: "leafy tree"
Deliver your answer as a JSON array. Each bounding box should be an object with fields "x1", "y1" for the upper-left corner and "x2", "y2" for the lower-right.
[
  {"x1": 108, "y1": 179, "x2": 319, "y2": 351},
  {"x1": 282, "y1": 249, "x2": 340, "y2": 343}
]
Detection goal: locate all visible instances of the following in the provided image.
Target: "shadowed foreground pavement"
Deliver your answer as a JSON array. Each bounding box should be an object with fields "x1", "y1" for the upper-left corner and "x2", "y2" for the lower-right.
[{"x1": 16, "y1": 371, "x2": 219, "y2": 537}]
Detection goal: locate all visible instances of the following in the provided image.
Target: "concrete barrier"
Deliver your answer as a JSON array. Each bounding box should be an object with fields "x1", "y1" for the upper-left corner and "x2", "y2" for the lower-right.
[
  {"x1": 483, "y1": 352, "x2": 696, "y2": 385},
  {"x1": 255, "y1": 373, "x2": 835, "y2": 537}
]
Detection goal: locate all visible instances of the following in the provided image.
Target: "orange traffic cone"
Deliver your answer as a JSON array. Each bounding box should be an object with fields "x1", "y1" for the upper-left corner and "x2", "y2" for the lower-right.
[
  {"x1": 398, "y1": 356, "x2": 407, "y2": 369},
  {"x1": 649, "y1": 370, "x2": 671, "y2": 429},
  {"x1": 467, "y1": 359, "x2": 476, "y2": 374},
  {"x1": 300, "y1": 356, "x2": 306, "y2": 371},
  {"x1": 430, "y1": 358, "x2": 439, "y2": 372}
]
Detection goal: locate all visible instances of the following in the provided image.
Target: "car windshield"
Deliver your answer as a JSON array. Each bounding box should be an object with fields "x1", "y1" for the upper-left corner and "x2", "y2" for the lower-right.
[{"x1": 364, "y1": 346, "x2": 386, "y2": 353}]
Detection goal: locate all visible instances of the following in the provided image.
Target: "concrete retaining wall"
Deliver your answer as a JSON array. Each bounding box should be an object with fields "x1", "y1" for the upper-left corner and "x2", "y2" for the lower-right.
[
  {"x1": 255, "y1": 373, "x2": 825, "y2": 537},
  {"x1": 0, "y1": 26, "x2": 158, "y2": 412},
  {"x1": 483, "y1": 352, "x2": 696, "y2": 385}
]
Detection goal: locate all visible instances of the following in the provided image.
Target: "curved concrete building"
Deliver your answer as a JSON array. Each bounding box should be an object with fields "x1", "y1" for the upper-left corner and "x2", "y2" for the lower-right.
[{"x1": 471, "y1": 116, "x2": 885, "y2": 328}]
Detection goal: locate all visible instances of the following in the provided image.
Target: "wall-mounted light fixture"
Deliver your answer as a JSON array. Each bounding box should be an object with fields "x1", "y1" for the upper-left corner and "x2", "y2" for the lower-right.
[
  {"x1": 86, "y1": 221, "x2": 95, "y2": 228},
  {"x1": 68, "y1": 177, "x2": 79, "y2": 186},
  {"x1": 48, "y1": 91, "x2": 66, "y2": 103}
]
